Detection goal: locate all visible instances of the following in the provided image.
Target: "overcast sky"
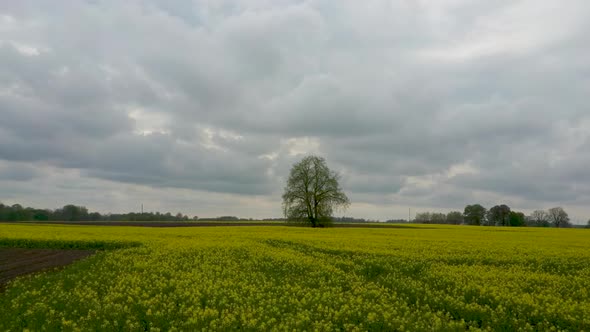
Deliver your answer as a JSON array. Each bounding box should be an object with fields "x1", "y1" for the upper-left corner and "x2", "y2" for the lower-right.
[{"x1": 1, "y1": 1, "x2": 589, "y2": 222}]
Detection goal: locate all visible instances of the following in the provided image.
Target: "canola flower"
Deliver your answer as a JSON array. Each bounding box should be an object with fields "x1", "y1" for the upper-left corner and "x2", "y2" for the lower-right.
[{"x1": 0, "y1": 223, "x2": 589, "y2": 331}]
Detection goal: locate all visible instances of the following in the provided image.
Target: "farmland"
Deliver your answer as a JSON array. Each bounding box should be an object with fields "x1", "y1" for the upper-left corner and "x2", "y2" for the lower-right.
[{"x1": 1, "y1": 224, "x2": 589, "y2": 331}]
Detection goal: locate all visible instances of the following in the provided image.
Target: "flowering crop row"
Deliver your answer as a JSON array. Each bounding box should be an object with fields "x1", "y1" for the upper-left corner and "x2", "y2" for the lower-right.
[{"x1": 0, "y1": 224, "x2": 589, "y2": 331}]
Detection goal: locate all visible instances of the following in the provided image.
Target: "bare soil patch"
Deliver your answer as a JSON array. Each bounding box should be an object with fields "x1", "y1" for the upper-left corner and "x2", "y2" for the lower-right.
[{"x1": 0, "y1": 248, "x2": 94, "y2": 292}]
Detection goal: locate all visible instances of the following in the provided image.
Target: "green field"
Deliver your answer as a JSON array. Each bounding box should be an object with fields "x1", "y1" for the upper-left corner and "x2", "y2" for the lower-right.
[{"x1": 1, "y1": 224, "x2": 589, "y2": 331}]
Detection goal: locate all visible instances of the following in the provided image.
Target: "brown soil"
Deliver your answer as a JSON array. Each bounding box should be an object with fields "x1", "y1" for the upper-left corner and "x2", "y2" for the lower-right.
[{"x1": 0, "y1": 248, "x2": 94, "y2": 292}]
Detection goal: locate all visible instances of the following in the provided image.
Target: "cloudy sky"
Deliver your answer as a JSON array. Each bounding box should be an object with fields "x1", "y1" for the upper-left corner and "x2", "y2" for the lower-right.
[{"x1": 1, "y1": 1, "x2": 589, "y2": 222}]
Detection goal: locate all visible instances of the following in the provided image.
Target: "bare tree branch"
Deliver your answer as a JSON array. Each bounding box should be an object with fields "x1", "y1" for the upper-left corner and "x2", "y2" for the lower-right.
[{"x1": 282, "y1": 156, "x2": 350, "y2": 227}]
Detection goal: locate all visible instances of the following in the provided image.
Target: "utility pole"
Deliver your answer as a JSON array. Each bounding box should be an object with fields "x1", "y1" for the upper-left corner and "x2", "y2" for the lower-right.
[
  {"x1": 409, "y1": 208, "x2": 411, "y2": 223},
  {"x1": 141, "y1": 203, "x2": 143, "y2": 214}
]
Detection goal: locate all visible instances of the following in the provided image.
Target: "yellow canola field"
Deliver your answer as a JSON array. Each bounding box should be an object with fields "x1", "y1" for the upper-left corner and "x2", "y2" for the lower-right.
[{"x1": 1, "y1": 223, "x2": 589, "y2": 331}]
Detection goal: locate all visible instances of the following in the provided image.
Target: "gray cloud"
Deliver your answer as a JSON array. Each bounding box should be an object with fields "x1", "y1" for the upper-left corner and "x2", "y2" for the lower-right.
[
  {"x1": 0, "y1": 161, "x2": 40, "y2": 181},
  {"x1": 0, "y1": 0, "x2": 589, "y2": 222}
]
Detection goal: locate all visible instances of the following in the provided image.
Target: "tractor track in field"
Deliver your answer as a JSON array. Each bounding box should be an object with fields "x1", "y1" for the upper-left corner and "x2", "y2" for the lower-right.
[{"x1": 0, "y1": 222, "x2": 415, "y2": 291}]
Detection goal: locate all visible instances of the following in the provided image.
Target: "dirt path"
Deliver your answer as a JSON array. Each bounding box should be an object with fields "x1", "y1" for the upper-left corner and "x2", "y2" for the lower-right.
[{"x1": 0, "y1": 248, "x2": 94, "y2": 292}]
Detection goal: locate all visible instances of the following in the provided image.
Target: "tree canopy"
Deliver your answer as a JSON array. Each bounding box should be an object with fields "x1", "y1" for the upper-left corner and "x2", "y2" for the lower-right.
[
  {"x1": 509, "y1": 211, "x2": 526, "y2": 227},
  {"x1": 529, "y1": 210, "x2": 551, "y2": 227},
  {"x1": 446, "y1": 211, "x2": 464, "y2": 225},
  {"x1": 282, "y1": 156, "x2": 349, "y2": 227},
  {"x1": 487, "y1": 204, "x2": 511, "y2": 226},
  {"x1": 464, "y1": 204, "x2": 486, "y2": 225},
  {"x1": 548, "y1": 207, "x2": 571, "y2": 228}
]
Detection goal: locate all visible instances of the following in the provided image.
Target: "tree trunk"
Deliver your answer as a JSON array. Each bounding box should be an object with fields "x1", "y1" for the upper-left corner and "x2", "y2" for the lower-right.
[{"x1": 309, "y1": 216, "x2": 317, "y2": 227}]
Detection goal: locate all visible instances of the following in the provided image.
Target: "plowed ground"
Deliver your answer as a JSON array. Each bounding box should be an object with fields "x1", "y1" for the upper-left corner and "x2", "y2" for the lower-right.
[{"x1": 0, "y1": 248, "x2": 94, "y2": 291}]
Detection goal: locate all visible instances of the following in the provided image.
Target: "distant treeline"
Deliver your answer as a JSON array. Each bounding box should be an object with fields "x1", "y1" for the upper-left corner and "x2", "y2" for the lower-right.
[
  {"x1": 0, "y1": 202, "x2": 195, "y2": 222},
  {"x1": 413, "y1": 204, "x2": 589, "y2": 228},
  {"x1": 2, "y1": 201, "x2": 589, "y2": 227},
  {"x1": 385, "y1": 219, "x2": 409, "y2": 223},
  {"x1": 0, "y1": 203, "x2": 400, "y2": 224},
  {"x1": 333, "y1": 216, "x2": 380, "y2": 223},
  {"x1": 159, "y1": 216, "x2": 389, "y2": 223},
  {"x1": 198, "y1": 216, "x2": 253, "y2": 221}
]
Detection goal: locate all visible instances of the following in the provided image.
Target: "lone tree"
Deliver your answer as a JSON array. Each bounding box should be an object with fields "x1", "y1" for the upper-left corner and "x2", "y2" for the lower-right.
[{"x1": 282, "y1": 155, "x2": 350, "y2": 227}]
